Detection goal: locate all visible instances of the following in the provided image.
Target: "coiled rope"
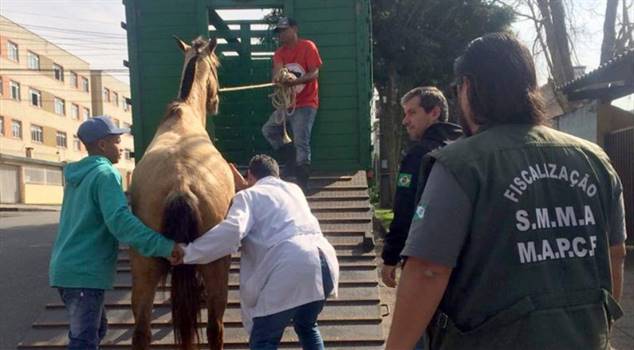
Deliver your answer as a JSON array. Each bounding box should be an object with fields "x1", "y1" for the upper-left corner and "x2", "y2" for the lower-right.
[{"x1": 218, "y1": 68, "x2": 297, "y2": 144}]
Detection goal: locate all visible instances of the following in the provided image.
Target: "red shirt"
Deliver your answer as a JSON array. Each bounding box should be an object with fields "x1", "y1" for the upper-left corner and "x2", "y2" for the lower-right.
[{"x1": 273, "y1": 39, "x2": 323, "y2": 108}]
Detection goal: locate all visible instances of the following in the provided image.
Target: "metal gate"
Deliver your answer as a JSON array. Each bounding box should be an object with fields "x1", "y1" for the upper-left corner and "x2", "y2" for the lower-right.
[
  {"x1": 0, "y1": 164, "x2": 19, "y2": 203},
  {"x1": 605, "y1": 127, "x2": 634, "y2": 244},
  {"x1": 208, "y1": 5, "x2": 284, "y2": 163}
]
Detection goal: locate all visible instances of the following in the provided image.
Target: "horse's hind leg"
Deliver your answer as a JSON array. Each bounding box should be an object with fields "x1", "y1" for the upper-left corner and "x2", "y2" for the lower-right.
[
  {"x1": 199, "y1": 256, "x2": 231, "y2": 350},
  {"x1": 130, "y1": 250, "x2": 168, "y2": 350}
]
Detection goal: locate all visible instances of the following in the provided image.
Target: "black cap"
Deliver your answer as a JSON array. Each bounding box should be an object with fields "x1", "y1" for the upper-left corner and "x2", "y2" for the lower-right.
[{"x1": 273, "y1": 17, "x2": 298, "y2": 33}]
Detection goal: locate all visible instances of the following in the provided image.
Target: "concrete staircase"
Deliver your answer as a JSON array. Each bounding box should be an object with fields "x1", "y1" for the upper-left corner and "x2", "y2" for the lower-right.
[{"x1": 18, "y1": 171, "x2": 385, "y2": 349}]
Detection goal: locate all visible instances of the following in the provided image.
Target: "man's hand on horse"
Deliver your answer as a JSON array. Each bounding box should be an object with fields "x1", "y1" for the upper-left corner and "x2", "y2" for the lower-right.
[
  {"x1": 229, "y1": 163, "x2": 249, "y2": 191},
  {"x1": 169, "y1": 243, "x2": 184, "y2": 266}
]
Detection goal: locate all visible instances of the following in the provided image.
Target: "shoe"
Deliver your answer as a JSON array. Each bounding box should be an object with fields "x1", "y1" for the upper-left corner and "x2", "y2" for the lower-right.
[
  {"x1": 295, "y1": 163, "x2": 310, "y2": 193},
  {"x1": 278, "y1": 143, "x2": 296, "y2": 178}
]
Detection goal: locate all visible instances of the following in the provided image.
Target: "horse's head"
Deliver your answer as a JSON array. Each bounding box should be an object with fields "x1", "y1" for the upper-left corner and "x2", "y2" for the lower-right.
[{"x1": 175, "y1": 36, "x2": 220, "y2": 115}]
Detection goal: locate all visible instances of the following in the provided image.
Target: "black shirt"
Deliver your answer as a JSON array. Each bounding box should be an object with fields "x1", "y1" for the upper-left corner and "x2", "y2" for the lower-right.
[{"x1": 381, "y1": 122, "x2": 463, "y2": 266}]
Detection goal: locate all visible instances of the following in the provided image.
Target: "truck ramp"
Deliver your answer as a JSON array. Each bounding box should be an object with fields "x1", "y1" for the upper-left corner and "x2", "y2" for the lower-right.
[{"x1": 18, "y1": 171, "x2": 385, "y2": 349}]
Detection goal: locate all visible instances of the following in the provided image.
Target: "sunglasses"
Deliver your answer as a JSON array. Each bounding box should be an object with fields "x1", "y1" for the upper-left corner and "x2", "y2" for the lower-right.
[{"x1": 451, "y1": 76, "x2": 465, "y2": 98}]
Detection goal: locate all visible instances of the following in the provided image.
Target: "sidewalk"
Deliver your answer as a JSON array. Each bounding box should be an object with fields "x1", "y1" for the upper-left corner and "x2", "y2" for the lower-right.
[
  {"x1": 611, "y1": 248, "x2": 634, "y2": 349},
  {"x1": 0, "y1": 204, "x2": 60, "y2": 212}
]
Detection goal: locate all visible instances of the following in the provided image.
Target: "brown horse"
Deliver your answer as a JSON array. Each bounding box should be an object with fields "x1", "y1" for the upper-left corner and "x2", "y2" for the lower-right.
[{"x1": 128, "y1": 37, "x2": 234, "y2": 350}]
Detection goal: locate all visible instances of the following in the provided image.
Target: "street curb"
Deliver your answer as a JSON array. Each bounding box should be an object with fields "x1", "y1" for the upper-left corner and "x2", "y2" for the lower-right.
[{"x1": 0, "y1": 207, "x2": 61, "y2": 212}]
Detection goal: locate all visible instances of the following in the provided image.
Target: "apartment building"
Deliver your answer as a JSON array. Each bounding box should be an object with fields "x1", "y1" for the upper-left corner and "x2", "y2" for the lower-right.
[
  {"x1": 90, "y1": 70, "x2": 135, "y2": 190},
  {"x1": 0, "y1": 16, "x2": 134, "y2": 204}
]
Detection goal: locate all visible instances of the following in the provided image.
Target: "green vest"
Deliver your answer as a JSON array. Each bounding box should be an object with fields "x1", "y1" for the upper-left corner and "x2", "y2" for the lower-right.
[{"x1": 425, "y1": 124, "x2": 623, "y2": 350}]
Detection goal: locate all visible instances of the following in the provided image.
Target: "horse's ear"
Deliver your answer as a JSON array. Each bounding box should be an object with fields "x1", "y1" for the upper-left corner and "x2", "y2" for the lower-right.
[
  {"x1": 174, "y1": 36, "x2": 190, "y2": 52},
  {"x1": 204, "y1": 37, "x2": 218, "y2": 55}
]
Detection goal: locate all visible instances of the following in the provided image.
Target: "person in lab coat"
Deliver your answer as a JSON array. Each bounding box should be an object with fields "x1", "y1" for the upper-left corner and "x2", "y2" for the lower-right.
[{"x1": 172, "y1": 154, "x2": 339, "y2": 350}]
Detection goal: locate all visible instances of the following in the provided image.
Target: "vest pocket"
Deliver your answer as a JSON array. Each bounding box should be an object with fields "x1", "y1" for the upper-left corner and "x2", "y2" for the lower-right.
[{"x1": 432, "y1": 289, "x2": 617, "y2": 350}]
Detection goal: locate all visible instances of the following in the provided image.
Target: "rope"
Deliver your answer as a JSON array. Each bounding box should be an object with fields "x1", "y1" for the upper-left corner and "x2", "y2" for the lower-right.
[
  {"x1": 218, "y1": 82, "x2": 274, "y2": 92},
  {"x1": 217, "y1": 68, "x2": 297, "y2": 144},
  {"x1": 269, "y1": 68, "x2": 297, "y2": 144}
]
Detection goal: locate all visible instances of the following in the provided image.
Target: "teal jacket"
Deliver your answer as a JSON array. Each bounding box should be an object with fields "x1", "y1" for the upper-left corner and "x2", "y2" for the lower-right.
[{"x1": 49, "y1": 156, "x2": 174, "y2": 290}]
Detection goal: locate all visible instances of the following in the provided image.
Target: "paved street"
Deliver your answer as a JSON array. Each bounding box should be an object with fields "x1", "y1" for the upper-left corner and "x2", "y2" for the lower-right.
[{"x1": 0, "y1": 212, "x2": 59, "y2": 350}]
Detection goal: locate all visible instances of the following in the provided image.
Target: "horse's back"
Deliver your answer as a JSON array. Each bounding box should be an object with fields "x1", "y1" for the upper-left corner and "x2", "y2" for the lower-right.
[{"x1": 130, "y1": 128, "x2": 234, "y2": 235}]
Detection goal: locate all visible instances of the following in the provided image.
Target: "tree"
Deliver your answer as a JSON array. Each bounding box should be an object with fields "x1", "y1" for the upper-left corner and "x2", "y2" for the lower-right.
[
  {"x1": 602, "y1": 0, "x2": 633, "y2": 64},
  {"x1": 498, "y1": 0, "x2": 633, "y2": 111},
  {"x1": 372, "y1": 0, "x2": 514, "y2": 207}
]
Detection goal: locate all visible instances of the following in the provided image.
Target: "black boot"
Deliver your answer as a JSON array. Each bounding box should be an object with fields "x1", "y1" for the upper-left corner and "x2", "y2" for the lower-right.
[
  {"x1": 277, "y1": 143, "x2": 296, "y2": 178},
  {"x1": 295, "y1": 163, "x2": 311, "y2": 193}
]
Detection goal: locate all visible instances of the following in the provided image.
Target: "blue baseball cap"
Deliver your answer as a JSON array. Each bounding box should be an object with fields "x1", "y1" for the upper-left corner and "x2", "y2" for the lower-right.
[{"x1": 77, "y1": 116, "x2": 129, "y2": 144}]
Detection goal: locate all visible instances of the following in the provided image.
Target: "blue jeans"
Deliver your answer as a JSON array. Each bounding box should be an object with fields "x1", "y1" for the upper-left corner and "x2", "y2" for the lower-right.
[
  {"x1": 249, "y1": 253, "x2": 333, "y2": 350},
  {"x1": 57, "y1": 288, "x2": 108, "y2": 350},
  {"x1": 261, "y1": 107, "x2": 317, "y2": 165}
]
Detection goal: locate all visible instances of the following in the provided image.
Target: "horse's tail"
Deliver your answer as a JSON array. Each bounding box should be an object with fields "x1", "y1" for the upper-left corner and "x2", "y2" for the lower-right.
[{"x1": 162, "y1": 191, "x2": 202, "y2": 349}]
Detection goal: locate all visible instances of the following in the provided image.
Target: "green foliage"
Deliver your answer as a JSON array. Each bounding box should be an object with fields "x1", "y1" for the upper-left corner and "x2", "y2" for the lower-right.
[
  {"x1": 374, "y1": 208, "x2": 394, "y2": 229},
  {"x1": 372, "y1": 0, "x2": 515, "y2": 91},
  {"x1": 368, "y1": 180, "x2": 380, "y2": 205}
]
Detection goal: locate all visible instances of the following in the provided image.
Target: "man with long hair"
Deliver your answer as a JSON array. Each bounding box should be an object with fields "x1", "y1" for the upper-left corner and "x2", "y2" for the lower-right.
[{"x1": 386, "y1": 32, "x2": 626, "y2": 349}]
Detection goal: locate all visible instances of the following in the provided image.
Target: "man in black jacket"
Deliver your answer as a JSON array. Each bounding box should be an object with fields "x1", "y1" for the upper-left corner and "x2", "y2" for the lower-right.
[{"x1": 381, "y1": 86, "x2": 462, "y2": 288}]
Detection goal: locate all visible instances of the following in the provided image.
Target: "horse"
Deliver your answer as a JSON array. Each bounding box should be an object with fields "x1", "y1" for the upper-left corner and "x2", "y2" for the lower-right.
[{"x1": 128, "y1": 36, "x2": 234, "y2": 350}]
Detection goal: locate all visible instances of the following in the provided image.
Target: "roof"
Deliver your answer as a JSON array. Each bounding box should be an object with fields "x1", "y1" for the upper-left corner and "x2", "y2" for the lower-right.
[{"x1": 557, "y1": 47, "x2": 634, "y2": 101}]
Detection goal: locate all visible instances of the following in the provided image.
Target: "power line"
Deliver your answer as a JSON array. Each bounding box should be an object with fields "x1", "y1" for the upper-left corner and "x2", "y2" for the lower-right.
[
  {"x1": 2, "y1": 10, "x2": 122, "y2": 25},
  {"x1": 0, "y1": 28, "x2": 127, "y2": 42},
  {"x1": 1, "y1": 68, "x2": 129, "y2": 72},
  {"x1": 0, "y1": 23, "x2": 126, "y2": 38}
]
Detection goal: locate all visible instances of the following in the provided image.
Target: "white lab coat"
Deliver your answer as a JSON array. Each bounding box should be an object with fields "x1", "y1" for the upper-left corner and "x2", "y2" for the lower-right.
[{"x1": 182, "y1": 176, "x2": 339, "y2": 333}]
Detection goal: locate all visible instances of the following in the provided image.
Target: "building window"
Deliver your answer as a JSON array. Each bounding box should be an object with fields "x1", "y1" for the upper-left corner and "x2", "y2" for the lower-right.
[
  {"x1": 29, "y1": 88, "x2": 42, "y2": 107},
  {"x1": 113, "y1": 91, "x2": 119, "y2": 106},
  {"x1": 113, "y1": 118, "x2": 120, "y2": 127},
  {"x1": 56, "y1": 131, "x2": 67, "y2": 148},
  {"x1": 103, "y1": 87, "x2": 110, "y2": 102},
  {"x1": 7, "y1": 41, "x2": 19, "y2": 62},
  {"x1": 70, "y1": 72, "x2": 78, "y2": 88},
  {"x1": 11, "y1": 120, "x2": 22, "y2": 138},
  {"x1": 123, "y1": 121, "x2": 131, "y2": 129},
  {"x1": 0, "y1": 76, "x2": 3, "y2": 96},
  {"x1": 54, "y1": 97, "x2": 65, "y2": 116},
  {"x1": 0, "y1": 116, "x2": 4, "y2": 137},
  {"x1": 27, "y1": 51, "x2": 40, "y2": 70},
  {"x1": 70, "y1": 104, "x2": 79, "y2": 120},
  {"x1": 124, "y1": 148, "x2": 132, "y2": 160},
  {"x1": 24, "y1": 167, "x2": 63, "y2": 186},
  {"x1": 53, "y1": 64, "x2": 64, "y2": 81},
  {"x1": 81, "y1": 77, "x2": 89, "y2": 92},
  {"x1": 73, "y1": 135, "x2": 81, "y2": 151},
  {"x1": 9, "y1": 81, "x2": 20, "y2": 101},
  {"x1": 82, "y1": 107, "x2": 90, "y2": 121},
  {"x1": 31, "y1": 125, "x2": 43, "y2": 143}
]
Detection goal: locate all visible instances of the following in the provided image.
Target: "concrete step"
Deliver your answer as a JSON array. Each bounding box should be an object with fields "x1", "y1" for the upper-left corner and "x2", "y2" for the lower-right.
[
  {"x1": 116, "y1": 260, "x2": 376, "y2": 272},
  {"x1": 117, "y1": 248, "x2": 376, "y2": 262},
  {"x1": 309, "y1": 199, "x2": 370, "y2": 211},
  {"x1": 43, "y1": 285, "x2": 381, "y2": 309},
  {"x1": 18, "y1": 323, "x2": 384, "y2": 349},
  {"x1": 307, "y1": 190, "x2": 370, "y2": 201},
  {"x1": 110, "y1": 268, "x2": 378, "y2": 288},
  {"x1": 34, "y1": 303, "x2": 382, "y2": 327}
]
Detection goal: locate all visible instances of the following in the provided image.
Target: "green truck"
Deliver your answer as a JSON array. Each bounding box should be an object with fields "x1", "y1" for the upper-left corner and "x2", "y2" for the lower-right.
[{"x1": 124, "y1": 0, "x2": 372, "y2": 171}]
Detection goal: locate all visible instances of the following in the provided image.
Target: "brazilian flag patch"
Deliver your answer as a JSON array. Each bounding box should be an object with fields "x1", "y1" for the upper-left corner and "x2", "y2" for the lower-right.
[
  {"x1": 397, "y1": 173, "x2": 413, "y2": 188},
  {"x1": 413, "y1": 204, "x2": 426, "y2": 221}
]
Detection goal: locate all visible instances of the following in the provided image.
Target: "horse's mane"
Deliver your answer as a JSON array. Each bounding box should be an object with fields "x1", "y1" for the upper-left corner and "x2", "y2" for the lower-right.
[
  {"x1": 165, "y1": 37, "x2": 220, "y2": 123},
  {"x1": 179, "y1": 37, "x2": 220, "y2": 101}
]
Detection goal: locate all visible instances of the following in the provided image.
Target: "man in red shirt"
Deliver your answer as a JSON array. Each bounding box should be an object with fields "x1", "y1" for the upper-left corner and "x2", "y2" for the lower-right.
[{"x1": 262, "y1": 17, "x2": 322, "y2": 192}]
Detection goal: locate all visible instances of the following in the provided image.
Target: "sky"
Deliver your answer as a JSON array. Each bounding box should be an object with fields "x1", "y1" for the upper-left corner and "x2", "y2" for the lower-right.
[{"x1": 1, "y1": 0, "x2": 631, "y2": 109}]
